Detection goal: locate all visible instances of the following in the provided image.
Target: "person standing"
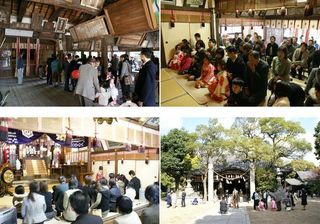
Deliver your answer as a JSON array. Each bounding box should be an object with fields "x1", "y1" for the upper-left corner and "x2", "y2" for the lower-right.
[
  {"x1": 128, "y1": 170, "x2": 141, "y2": 199},
  {"x1": 252, "y1": 191, "x2": 260, "y2": 210},
  {"x1": 134, "y1": 48, "x2": 157, "y2": 106},
  {"x1": 111, "y1": 54, "x2": 119, "y2": 84},
  {"x1": 17, "y1": 52, "x2": 24, "y2": 85},
  {"x1": 301, "y1": 188, "x2": 308, "y2": 210},
  {"x1": 63, "y1": 54, "x2": 72, "y2": 92},
  {"x1": 120, "y1": 54, "x2": 132, "y2": 99},
  {"x1": 181, "y1": 190, "x2": 186, "y2": 207},
  {"x1": 266, "y1": 36, "x2": 279, "y2": 66},
  {"x1": 263, "y1": 191, "x2": 269, "y2": 210},
  {"x1": 51, "y1": 55, "x2": 62, "y2": 87},
  {"x1": 46, "y1": 54, "x2": 54, "y2": 85},
  {"x1": 75, "y1": 58, "x2": 100, "y2": 106}
]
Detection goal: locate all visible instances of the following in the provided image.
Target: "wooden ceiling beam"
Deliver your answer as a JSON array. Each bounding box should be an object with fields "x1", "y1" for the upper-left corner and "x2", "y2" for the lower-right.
[
  {"x1": 48, "y1": 7, "x2": 65, "y2": 22},
  {"x1": 17, "y1": 0, "x2": 29, "y2": 22},
  {"x1": 28, "y1": 0, "x2": 101, "y2": 16}
]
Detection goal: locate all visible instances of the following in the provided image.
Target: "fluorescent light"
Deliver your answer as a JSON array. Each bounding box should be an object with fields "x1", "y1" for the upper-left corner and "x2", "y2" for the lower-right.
[
  {"x1": 5, "y1": 28, "x2": 33, "y2": 37},
  {"x1": 297, "y1": 0, "x2": 307, "y2": 3}
]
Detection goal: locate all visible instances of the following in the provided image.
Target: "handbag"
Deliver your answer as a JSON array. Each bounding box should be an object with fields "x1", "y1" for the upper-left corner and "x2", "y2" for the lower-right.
[
  {"x1": 91, "y1": 209, "x2": 102, "y2": 217},
  {"x1": 71, "y1": 70, "x2": 79, "y2": 79},
  {"x1": 124, "y1": 75, "x2": 133, "y2": 86}
]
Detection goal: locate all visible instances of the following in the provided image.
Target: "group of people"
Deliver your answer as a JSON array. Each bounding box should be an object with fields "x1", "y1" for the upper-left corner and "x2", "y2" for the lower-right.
[
  {"x1": 168, "y1": 32, "x2": 320, "y2": 106},
  {"x1": 36, "y1": 48, "x2": 158, "y2": 107},
  {"x1": 12, "y1": 169, "x2": 159, "y2": 224},
  {"x1": 251, "y1": 189, "x2": 308, "y2": 212}
]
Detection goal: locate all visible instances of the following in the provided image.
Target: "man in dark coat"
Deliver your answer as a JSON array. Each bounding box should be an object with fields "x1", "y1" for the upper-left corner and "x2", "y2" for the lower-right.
[
  {"x1": 247, "y1": 50, "x2": 269, "y2": 106},
  {"x1": 128, "y1": 170, "x2": 141, "y2": 199},
  {"x1": 266, "y1": 36, "x2": 279, "y2": 66},
  {"x1": 226, "y1": 46, "x2": 247, "y2": 85},
  {"x1": 134, "y1": 48, "x2": 157, "y2": 106},
  {"x1": 111, "y1": 54, "x2": 119, "y2": 84},
  {"x1": 63, "y1": 53, "x2": 72, "y2": 92}
]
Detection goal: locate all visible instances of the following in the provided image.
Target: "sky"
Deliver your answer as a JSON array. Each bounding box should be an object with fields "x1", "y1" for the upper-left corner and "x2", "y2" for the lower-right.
[{"x1": 161, "y1": 117, "x2": 320, "y2": 166}]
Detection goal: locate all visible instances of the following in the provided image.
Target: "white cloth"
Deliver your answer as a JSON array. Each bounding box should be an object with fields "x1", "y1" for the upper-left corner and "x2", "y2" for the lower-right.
[
  {"x1": 114, "y1": 211, "x2": 142, "y2": 224},
  {"x1": 16, "y1": 159, "x2": 21, "y2": 170},
  {"x1": 18, "y1": 68, "x2": 24, "y2": 84},
  {"x1": 120, "y1": 101, "x2": 138, "y2": 107},
  {"x1": 62, "y1": 189, "x2": 81, "y2": 221},
  {"x1": 96, "y1": 87, "x2": 111, "y2": 106},
  {"x1": 125, "y1": 188, "x2": 136, "y2": 202}
]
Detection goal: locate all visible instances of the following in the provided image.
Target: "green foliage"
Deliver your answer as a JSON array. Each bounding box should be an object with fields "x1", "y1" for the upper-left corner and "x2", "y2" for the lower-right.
[
  {"x1": 314, "y1": 121, "x2": 320, "y2": 160},
  {"x1": 255, "y1": 167, "x2": 277, "y2": 192},
  {"x1": 161, "y1": 128, "x2": 195, "y2": 189},
  {"x1": 259, "y1": 118, "x2": 312, "y2": 166},
  {"x1": 289, "y1": 159, "x2": 316, "y2": 172},
  {"x1": 160, "y1": 172, "x2": 175, "y2": 189}
]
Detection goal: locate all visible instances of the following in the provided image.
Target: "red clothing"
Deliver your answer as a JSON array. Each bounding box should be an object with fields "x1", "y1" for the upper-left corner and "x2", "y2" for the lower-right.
[
  {"x1": 201, "y1": 63, "x2": 215, "y2": 84},
  {"x1": 96, "y1": 172, "x2": 104, "y2": 182},
  {"x1": 179, "y1": 57, "x2": 192, "y2": 72},
  {"x1": 208, "y1": 70, "x2": 230, "y2": 102}
]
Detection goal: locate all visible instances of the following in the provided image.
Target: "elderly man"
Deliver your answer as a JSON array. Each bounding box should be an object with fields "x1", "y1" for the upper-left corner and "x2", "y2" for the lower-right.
[
  {"x1": 247, "y1": 50, "x2": 269, "y2": 106},
  {"x1": 75, "y1": 58, "x2": 100, "y2": 106}
]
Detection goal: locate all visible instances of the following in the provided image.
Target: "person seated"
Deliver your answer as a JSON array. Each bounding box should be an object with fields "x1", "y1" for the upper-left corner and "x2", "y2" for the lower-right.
[
  {"x1": 226, "y1": 46, "x2": 247, "y2": 84},
  {"x1": 270, "y1": 197, "x2": 277, "y2": 211},
  {"x1": 114, "y1": 196, "x2": 141, "y2": 224},
  {"x1": 12, "y1": 185, "x2": 28, "y2": 219},
  {"x1": 178, "y1": 50, "x2": 192, "y2": 74},
  {"x1": 62, "y1": 180, "x2": 81, "y2": 222},
  {"x1": 195, "y1": 55, "x2": 215, "y2": 89},
  {"x1": 291, "y1": 42, "x2": 309, "y2": 80},
  {"x1": 124, "y1": 182, "x2": 136, "y2": 202},
  {"x1": 109, "y1": 179, "x2": 122, "y2": 212},
  {"x1": 39, "y1": 181, "x2": 56, "y2": 220},
  {"x1": 311, "y1": 49, "x2": 320, "y2": 69},
  {"x1": 107, "y1": 78, "x2": 119, "y2": 106},
  {"x1": 69, "y1": 191, "x2": 103, "y2": 224},
  {"x1": 220, "y1": 197, "x2": 228, "y2": 214},
  {"x1": 258, "y1": 199, "x2": 265, "y2": 211},
  {"x1": 192, "y1": 198, "x2": 198, "y2": 205},
  {"x1": 185, "y1": 55, "x2": 201, "y2": 81},
  {"x1": 271, "y1": 46, "x2": 291, "y2": 82},
  {"x1": 305, "y1": 82, "x2": 320, "y2": 106},
  {"x1": 208, "y1": 60, "x2": 230, "y2": 102},
  {"x1": 272, "y1": 80, "x2": 291, "y2": 107},
  {"x1": 141, "y1": 184, "x2": 159, "y2": 224},
  {"x1": 89, "y1": 179, "x2": 110, "y2": 218},
  {"x1": 226, "y1": 78, "x2": 249, "y2": 106},
  {"x1": 168, "y1": 49, "x2": 183, "y2": 70},
  {"x1": 54, "y1": 176, "x2": 69, "y2": 218},
  {"x1": 305, "y1": 68, "x2": 320, "y2": 95}
]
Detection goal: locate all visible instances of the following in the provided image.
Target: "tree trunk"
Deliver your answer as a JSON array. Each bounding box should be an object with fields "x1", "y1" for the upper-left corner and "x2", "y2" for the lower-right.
[
  {"x1": 208, "y1": 158, "x2": 214, "y2": 202},
  {"x1": 203, "y1": 171, "x2": 208, "y2": 201},
  {"x1": 175, "y1": 178, "x2": 180, "y2": 191},
  {"x1": 249, "y1": 162, "x2": 256, "y2": 201}
]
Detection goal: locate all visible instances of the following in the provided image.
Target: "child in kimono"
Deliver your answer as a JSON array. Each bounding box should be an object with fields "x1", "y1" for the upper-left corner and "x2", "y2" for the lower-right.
[
  {"x1": 185, "y1": 55, "x2": 201, "y2": 81},
  {"x1": 195, "y1": 56, "x2": 215, "y2": 88},
  {"x1": 208, "y1": 60, "x2": 230, "y2": 102},
  {"x1": 178, "y1": 51, "x2": 192, "y2": 74}
]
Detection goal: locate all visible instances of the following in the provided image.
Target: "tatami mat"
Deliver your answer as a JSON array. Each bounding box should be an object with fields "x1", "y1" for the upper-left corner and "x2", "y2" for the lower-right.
[
  {"x1": 161, "y1": 78, "x2": 186, "y2": 102},
  {"x1": 161, "y1": 68, "x2": 174, "y2": 82},
  {"x1": 162, "y1": 94, "x2": 199, "y2": 106}
]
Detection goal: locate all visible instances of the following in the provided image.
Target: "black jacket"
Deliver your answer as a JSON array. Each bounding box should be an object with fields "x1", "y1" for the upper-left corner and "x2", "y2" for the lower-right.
[
  {"x1": 247, "y1": 60, "x2": 269, "y2": 106},
  {"x1": 129, "y1": 176, "x2": 141, "y2": 200},
  {"x1": 97, "y1": 189, "x2": 110, "y2": 212},
  {"x1": 226, "y1": 56, "x2": 247, "y2": 84},
  {"x1": 72, "y1": 214, "x2": 103, "y2": 224},
  {"x1": 266, "y1": 43, "x2": 279, "y2": 57},
  {"x1": 227, "y1": 91, "x2": 250, "y2": 106}
]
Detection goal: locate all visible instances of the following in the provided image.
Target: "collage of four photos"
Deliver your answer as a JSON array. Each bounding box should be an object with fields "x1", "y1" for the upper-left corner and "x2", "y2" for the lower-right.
[{"x1": 0, "y1": 0, "x2": 320, "y2": 224}]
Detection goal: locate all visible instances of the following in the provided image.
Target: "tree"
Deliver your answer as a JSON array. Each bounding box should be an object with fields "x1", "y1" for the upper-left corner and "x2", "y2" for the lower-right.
[
  {"x1": 290, "y1": 159, "x2": 316, "y2": 172},
  {"x1": 161, "y1": 128, "x2": 195, "y2": 190},
  {"x1": 314, "y1": 121, "x2": 320, "y2": 160},
  {"x1": 195, "y1": 119, "x2": 228, "y2": 201},
  {"x1": 259, "y1": 118, "x2": 312, "y2": 168},
  {"x1": 230, "y1": 118, "x2": 272, "y2": 199}
]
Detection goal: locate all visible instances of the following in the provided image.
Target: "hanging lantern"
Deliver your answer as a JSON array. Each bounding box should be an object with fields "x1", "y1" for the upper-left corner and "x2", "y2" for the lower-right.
[
  {"x1": 65, "y1": 129, "x2": 72, "y2": 147},
  {"x1": 145, "y1": 156, "x2": 149, "y2": 164},
  {"x1": 107, "y1": 159, "x2": 110, "y2": 164},
  {"x1": 304, "y1": 4, "x2": 313, "y2": 16},
  {"x1": 235, "y1": 10, "x2": 240, "y2": 18},
  {"x1": 170, "y1": 10, "x2": 175, "y2": 28},
  {"x1": 121, "y1": 158, "x2": 124, "y2": 164}
]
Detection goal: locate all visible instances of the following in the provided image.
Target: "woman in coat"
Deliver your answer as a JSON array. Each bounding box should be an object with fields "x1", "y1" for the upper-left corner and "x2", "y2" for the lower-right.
[{"x1": 301, "y1": 188, "x2": 308, "y2": 210}]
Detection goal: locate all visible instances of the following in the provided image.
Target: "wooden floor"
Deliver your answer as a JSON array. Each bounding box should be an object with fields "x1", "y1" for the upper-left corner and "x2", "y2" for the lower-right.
[{"x1": 0, "y1": 77, "x2": 80, "y2": 106}]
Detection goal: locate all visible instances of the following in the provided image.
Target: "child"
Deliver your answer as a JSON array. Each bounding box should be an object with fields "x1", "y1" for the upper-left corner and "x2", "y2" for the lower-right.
[
  {"x1": 270, "y1": 197, "x2": 277, "y2": 211},
  {"x1": 220, "y1": 197, "x2": 228, "y2": 214},
  {"x1": 226, "y1": 78, "x2": 249, "y2": 106},
  {"x1": 178, "y1": 51, "x2": 192, "y2": 74},
  {"x1": 107, "y1": 78, "x2": 119, "y2": 106},
  {"x1": 258, "y1": 199, "x2": 265, "y2": 211},
  {"x1": 192, "y1": 198, "x2": 198, "y2": 205},
  {"x1": 120, "y1": 94, "x2": 138, "y2": 107},
  {"x1": 305, "y1": 82, "x2": 320, "y2": 106},
  {"x1": 272, "y1": 80, "x2": 291, "y2": 107},
  {"x1": 95, "y1": 166, "x2": 104, "y2": 182},
  {"x1": 168, "y1": 50, "x2": 183, "y2": 70},
  {"x1": 185, "y1": 55, "x2": 201, "y2": 81},
  {"x1": 12, "y1": 185, "x2": 28, "y2": 218},
  {"x1": 195, "y1": 56, "x2": 215, "y2": 89},
  {"x1": 208, "y1": 60, "x2": 230, "y2": 102},
  {"x1": 96, "y1": 83, "x2": 111, "y2": 106}
]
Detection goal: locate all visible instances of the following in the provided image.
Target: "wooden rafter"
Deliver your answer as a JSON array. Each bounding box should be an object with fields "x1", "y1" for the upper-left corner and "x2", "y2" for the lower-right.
[
  {"x1": 44, "y1": 4, "x2": 50, "y2": 19},
  {"x1": 48, "y1": 7, "x2": 65, "y2": 22},
  {"x1": 17, "y1": 0, "x2": 29, "y2": 22}
]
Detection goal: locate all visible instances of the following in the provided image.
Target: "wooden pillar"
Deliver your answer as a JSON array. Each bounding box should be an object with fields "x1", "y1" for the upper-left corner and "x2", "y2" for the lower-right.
[
  {"x1": 35, "y1": 38, "x2": 40, "y2": 76},
  {"x1": 115, "y1": 149, "x2": 118, "y2": 175},
  {"x1": 88, "y1": 137, "x2": 92, "y2": 173},
  {"x1": 16, "y1": 37, "x2": 20, "y2": 77},
  {"x1": 26, "y1": 38, "x2": 30, "y2": 76},
  {"x1": 101, "y1": 38, "x2": 108, "y2": 73}
]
